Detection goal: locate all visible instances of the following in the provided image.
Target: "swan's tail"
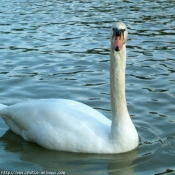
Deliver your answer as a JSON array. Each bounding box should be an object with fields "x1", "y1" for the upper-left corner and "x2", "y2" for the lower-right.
[{"x1": 0, "y1": 104, "x2": 7, "y2": 110}]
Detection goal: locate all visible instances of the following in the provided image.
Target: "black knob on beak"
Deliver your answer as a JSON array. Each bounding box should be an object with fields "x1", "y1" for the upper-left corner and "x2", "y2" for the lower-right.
[{"x1": 113, "y1": 28, "x2": 125, "y2": 37}]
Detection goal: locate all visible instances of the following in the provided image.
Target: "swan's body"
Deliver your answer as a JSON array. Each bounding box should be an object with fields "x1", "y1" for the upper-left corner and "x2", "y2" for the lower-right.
[{"x1": 0, "y1": 22, "x2": 138, "y2": 154}]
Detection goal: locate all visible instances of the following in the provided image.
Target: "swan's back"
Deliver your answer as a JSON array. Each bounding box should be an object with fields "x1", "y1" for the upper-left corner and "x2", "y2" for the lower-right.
[{"x1": 0, "y1": 99, "x2": 111, "y2": 153}]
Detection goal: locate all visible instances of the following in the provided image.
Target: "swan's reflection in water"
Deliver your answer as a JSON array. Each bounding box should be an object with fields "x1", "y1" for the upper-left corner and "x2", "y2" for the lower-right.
[{"x1": 0, "y1": 130, "x2": 138, "y2": 175}]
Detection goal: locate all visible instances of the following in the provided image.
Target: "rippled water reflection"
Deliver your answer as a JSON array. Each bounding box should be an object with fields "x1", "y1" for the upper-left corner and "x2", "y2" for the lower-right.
[{"x1": 0, "y1": 0, "x2": 175, "y2": 174}]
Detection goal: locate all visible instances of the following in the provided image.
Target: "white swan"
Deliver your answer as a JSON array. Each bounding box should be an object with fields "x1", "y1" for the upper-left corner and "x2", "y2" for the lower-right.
[{"x1": 0, "y1": 22, "x2": 138, "y2": 154}]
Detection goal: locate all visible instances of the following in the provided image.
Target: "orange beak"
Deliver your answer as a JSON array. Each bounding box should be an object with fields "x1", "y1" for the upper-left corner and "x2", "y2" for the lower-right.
[{"x1": 113, "y1": 33, "x2": 124, "y2": 51}]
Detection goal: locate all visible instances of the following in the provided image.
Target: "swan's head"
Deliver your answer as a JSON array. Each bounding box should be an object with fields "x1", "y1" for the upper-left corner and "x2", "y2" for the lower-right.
[{"x1": 110, "y1": 22, "x2": 128, "y2": 52}]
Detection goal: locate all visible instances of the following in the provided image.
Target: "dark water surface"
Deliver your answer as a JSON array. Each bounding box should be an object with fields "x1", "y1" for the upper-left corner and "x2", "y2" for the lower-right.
[{"x1": 0, "y1": 0, "x2": 175, "y2": 174}]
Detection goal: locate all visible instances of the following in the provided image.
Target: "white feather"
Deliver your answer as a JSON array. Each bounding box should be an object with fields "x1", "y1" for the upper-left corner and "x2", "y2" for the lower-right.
[{"x1": 0, "y1": 22, "x2": 138, "y2": 154}]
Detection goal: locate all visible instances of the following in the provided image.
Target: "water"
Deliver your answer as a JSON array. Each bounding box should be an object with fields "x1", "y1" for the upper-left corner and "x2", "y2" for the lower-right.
[{"x1": 0, "y1": 0, "x2": 175, "y2": 174}]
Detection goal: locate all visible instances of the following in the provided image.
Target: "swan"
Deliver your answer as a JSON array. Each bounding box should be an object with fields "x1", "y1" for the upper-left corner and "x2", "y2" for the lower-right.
[{"x1": 0, "y1": 22, "x2": 138, "y2": 154}]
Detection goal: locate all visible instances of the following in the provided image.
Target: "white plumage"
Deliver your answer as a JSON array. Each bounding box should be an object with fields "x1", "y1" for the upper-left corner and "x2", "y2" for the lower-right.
[{"x1": 0, "y1": 22, "x2": 138, "y2": 154}]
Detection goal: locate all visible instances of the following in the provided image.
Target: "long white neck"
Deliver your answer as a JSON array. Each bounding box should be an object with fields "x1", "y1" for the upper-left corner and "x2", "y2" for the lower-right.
[{"x1": 110, "y1": 44, "x2": 130, "y2": 137}]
